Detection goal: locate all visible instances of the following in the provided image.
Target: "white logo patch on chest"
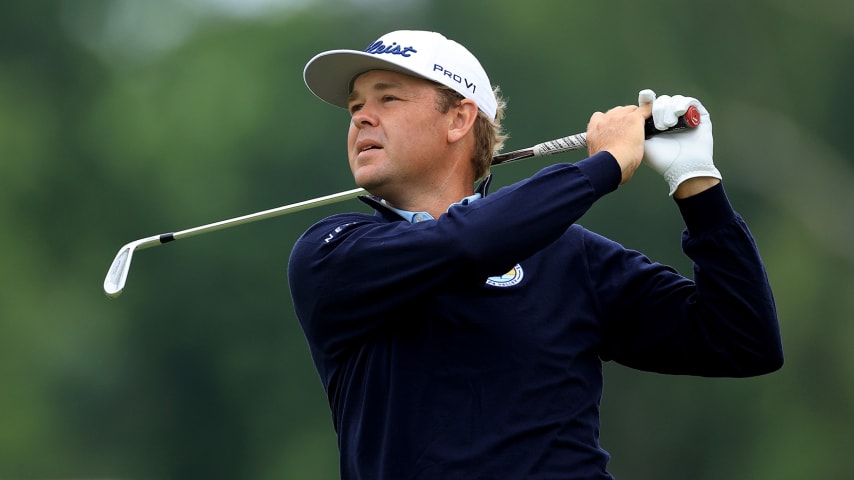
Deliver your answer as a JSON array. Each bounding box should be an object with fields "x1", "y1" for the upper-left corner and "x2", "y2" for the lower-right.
[{"x1": 485, "y1": 264, "x2": 524, "y2": 287}]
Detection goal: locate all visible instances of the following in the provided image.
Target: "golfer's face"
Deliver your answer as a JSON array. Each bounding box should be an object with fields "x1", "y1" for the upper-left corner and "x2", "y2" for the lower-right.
[{"x1": 346, "y1": 70, "x2": 453, "y2": 200}]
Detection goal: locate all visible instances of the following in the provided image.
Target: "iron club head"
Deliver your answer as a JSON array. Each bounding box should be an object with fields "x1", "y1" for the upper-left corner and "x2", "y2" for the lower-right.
[{"x1": 103, "y1": 235, "x2": 162, "y2": 298}]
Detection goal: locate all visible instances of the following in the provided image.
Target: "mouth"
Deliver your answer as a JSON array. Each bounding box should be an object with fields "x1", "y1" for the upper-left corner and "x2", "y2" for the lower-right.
[{"x1": 355, "y1": 139, "x2": 383, "y2": 154}]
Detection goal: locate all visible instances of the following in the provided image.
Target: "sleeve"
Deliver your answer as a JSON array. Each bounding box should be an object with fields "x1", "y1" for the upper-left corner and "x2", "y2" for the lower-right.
[
  {"x1": 288, "y1": 153, "x2": 622, "y2": 353},
  {"x1": 594, "y1": 183, "x2": 784, "y2": 377}
]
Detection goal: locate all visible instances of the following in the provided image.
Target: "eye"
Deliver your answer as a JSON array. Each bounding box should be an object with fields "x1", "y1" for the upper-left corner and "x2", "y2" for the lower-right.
[
  {"x1": 349, "y1": 103, "x2": 363, "y2": 115},
  {"x1": 382, "y1": 95, "x2": 398, "y2": 103}
]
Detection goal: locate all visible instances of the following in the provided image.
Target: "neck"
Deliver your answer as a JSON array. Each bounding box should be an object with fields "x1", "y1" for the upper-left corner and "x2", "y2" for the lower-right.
[{"x1": 375, "y1": 151, "x2": 476, "y2": 219}]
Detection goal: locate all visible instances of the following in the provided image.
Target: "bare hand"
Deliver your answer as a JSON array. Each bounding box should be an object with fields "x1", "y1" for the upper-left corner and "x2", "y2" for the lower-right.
[{"x1": 586, "y1": 104, "x2": 651, "y2": 184}]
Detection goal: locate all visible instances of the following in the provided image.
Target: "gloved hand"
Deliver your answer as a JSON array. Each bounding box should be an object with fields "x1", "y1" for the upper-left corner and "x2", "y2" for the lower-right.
[{"x1": 638, "y1": 89, "x2": 721, "y2": 196}]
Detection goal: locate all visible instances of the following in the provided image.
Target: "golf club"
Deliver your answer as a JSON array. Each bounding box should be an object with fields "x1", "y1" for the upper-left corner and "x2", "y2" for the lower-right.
[{"x1": 103, "y1": 107, "x2": 699, "y2": 298}]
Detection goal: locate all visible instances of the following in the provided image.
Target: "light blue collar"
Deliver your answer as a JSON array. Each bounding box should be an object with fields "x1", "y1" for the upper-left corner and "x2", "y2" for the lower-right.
[{"x1": 383, "y1": 193, "x2": 482, "y2": 223}]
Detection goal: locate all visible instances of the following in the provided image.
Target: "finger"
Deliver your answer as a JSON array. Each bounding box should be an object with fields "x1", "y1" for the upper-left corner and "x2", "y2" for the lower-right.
[
  {"x1": 637, "y1": 101, "x2": 652, "y2": 119},
  {"x1": 638, "y1": 89, "x2": 656, "y2": 106},
  {"x1": 652, "y1": 94, "x2": 679, "y2": 130}
]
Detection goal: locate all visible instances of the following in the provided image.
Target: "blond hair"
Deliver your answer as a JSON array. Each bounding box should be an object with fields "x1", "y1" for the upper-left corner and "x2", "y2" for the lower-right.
[{"x1": 434, "y1": 85, "x2": 508, "y2": 180}]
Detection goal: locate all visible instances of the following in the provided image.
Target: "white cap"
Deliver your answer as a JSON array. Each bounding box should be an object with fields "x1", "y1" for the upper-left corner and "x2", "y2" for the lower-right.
[{"x1": 303, "y1": 30, "x2": 498, "y2": 120}]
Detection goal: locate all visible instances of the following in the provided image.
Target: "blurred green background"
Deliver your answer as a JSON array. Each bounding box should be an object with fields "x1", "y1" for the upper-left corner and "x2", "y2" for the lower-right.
[{"x1": 1, "y1": 0, "x2": 852, "y2": 478}]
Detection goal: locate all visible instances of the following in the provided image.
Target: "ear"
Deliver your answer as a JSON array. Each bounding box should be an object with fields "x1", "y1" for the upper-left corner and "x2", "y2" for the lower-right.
[{"x1": 447, "y1": 99, "x2": 479, "y2": 145}]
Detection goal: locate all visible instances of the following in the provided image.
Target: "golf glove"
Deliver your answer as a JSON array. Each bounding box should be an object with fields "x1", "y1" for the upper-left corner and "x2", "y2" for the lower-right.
[{"x1": 638, "y1": 89, "x2": 721, "y2": 196}]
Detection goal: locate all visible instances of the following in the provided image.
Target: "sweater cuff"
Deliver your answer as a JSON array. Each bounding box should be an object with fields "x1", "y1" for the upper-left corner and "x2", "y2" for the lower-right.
[
  {"x1": 574, "y1": 151, "x2": 622, "y2": 198},
  {"x1": 674, "y1": 182, "x2": 737, "y2": 234}
]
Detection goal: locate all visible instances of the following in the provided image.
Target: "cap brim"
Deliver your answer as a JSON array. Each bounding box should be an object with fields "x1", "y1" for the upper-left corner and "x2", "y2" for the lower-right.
[{"x1": 303, "y1": 50, "x2": 429, "y2": 111}]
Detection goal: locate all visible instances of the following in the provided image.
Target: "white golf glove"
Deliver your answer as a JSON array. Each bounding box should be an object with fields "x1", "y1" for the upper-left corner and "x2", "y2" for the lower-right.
[{"x1": 638, "y1": 89, "x2": 721, "y2": 196}]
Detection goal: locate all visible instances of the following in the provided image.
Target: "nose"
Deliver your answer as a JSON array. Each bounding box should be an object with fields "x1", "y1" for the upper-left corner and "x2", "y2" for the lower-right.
[{"x1": 351, "y1": 102, "x2": 378, "y2": 129}]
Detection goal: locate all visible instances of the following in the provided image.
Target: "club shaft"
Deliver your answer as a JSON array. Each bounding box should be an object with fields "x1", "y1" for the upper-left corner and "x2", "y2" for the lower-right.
[
  {"x1": 155, "y1": 132, "x2": 593, "y2": 243},
  {"x1": 168, "y1": 187, "x2": 365, "y2": 242}
]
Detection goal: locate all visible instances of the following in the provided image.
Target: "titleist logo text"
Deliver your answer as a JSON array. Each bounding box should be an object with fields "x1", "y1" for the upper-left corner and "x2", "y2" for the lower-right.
[{"x1": 365, "y1": 40, "x2": 417, "y2": 57}]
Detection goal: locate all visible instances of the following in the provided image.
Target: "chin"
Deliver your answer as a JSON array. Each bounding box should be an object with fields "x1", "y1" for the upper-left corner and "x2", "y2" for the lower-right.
[
  {"x1": 353, "y1": 173, "x2": 383, "y2": 194},
  {"x1": 353, "y1": 164, "x2": 383, "y2": 186}
]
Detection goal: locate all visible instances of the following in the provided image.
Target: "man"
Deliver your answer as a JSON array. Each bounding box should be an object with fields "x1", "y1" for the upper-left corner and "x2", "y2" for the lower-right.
[{"x1": 288, "y1": 30, "x2": 783, "y2": 479}]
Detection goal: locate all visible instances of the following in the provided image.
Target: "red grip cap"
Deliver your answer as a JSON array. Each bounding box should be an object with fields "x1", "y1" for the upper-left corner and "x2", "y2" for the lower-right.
[{"x1": 685, "y1": 105, "x2": 701, "y2": 128}]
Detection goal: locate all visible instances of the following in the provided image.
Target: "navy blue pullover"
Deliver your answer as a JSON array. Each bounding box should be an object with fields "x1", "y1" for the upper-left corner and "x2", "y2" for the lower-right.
[{"x1": 287, "y1": 152, "x2": 784, "y2": 479}]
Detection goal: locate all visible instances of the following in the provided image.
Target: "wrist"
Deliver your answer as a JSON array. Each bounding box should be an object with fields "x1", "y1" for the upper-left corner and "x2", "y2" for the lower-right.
[
  {"x1": 665, "y1": 161, "x2": 721, "y2": 196},
  {"x1": 673, "y1": 176, "x2": 721, "y2": 199}
]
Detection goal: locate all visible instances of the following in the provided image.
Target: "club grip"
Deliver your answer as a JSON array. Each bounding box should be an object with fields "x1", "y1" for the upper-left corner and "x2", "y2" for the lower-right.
[{"x1": 644, "y1": 105, "x2": 700, "y2": 139}]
